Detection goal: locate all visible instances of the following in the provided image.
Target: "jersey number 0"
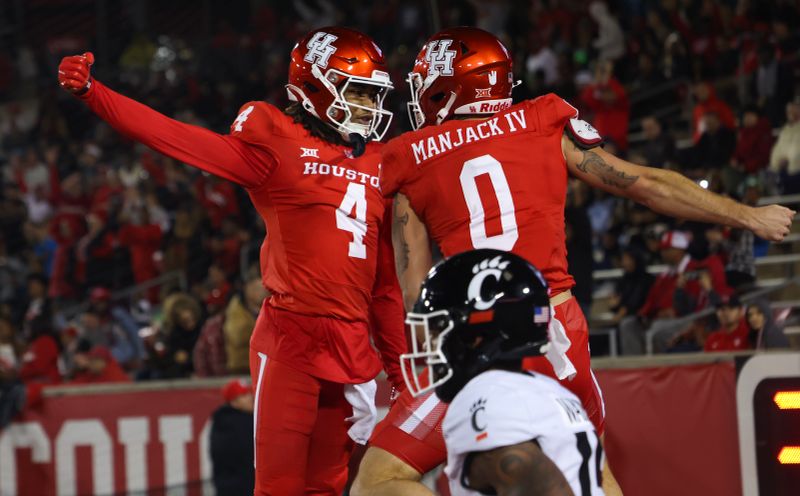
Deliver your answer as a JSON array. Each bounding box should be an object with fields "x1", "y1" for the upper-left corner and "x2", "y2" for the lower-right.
[{"x1": 459, "y1": 154, "x2": 519, "y2": 251}]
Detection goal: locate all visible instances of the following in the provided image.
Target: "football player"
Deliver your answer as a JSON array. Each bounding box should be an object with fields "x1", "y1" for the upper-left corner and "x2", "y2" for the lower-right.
[
  {"x1": 412, "y1": 249, "x2": 602, "y2": 495},
  {"x1": 352, "y1": 26, "x2": 795, "y2": 495},
  {"x1": 58, "y1": 27, "x2": 407, "y2": 495}
]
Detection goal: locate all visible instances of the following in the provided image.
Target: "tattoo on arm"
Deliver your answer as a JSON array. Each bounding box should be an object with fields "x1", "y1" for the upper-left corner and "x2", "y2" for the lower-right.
[
  {"x1": 573, "y1": 142, "x2": 639, "y2": 189},
  {"x1": 392, "y1": 198, "x2": 411, "y2": 274}
]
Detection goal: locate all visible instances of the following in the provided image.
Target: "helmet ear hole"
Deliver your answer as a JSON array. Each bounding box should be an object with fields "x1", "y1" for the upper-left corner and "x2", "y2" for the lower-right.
[
  {"x1": 430, "y1": 92, "x2": 446, "y2": 103},
  {"x1": 303, "y1": 81, "x2": 319, "y2": 93}
]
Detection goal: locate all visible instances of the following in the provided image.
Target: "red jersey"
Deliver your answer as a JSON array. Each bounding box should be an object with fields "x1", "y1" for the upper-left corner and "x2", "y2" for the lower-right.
[
  {"x1": 79, "y1": 81, "x2": 406, "y2": 384},
  {"x1": 381, "y1": 94, "x2": 578, "y2": 295},
  {"x1": 704, "y1": 319, "x2": 751, "y2": 352}
]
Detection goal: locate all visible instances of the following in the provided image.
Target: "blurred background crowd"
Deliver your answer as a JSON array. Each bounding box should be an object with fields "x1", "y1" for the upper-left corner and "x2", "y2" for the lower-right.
[{"x1": 0, "y1": 0, "x2": 799, "y2": 413}]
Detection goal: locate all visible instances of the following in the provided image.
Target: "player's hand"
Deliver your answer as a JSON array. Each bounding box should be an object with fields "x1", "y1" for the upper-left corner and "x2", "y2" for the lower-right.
[
  {"x1": 748, "y1": 205, "x2": 796, "y2": 242},
  {"x1": 389, "y1": 382, "x2": 406, "y2": 407},
  {"x1": 58, "y1": 52, "x2": 94, "y2": 95}
]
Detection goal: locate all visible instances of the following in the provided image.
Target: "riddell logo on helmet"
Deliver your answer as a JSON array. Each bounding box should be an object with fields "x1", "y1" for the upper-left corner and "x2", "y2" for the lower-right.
[{"x1": 468, "y1": 100, "x2": 512, "y2": 113}]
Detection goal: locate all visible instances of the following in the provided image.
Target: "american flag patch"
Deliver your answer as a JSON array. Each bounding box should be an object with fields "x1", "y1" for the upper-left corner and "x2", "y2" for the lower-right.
[{"x1": 533, "y1": 306, "x2": 549, "y2": 324}]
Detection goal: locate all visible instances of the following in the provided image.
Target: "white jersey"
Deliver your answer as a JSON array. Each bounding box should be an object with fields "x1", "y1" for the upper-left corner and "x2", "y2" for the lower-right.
[{"x1": 443, "y1": 370, "x2": 604, "y2": 496}]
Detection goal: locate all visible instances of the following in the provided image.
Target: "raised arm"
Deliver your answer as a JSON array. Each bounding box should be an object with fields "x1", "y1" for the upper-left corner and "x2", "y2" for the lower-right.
[
  {"x1": 465, "y1": 441, "x2": 574, "y2": 496},
  {"x1": 392, "y1": 194, "x2": 433, "y2": 311},
  {"x1": 563, "y1": 135, "x2": 796, "y2": 242},
  {"x1": 59, "y1": 53, "x2": 275, "y2": 189}
]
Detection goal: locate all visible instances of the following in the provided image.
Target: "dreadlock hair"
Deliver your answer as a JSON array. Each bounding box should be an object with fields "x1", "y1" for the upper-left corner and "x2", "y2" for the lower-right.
[{"x1": 283, "y1": 102, "x2": 349, "y2": 147}]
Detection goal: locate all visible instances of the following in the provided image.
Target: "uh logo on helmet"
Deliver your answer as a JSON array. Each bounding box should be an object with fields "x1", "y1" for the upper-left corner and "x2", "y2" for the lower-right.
[
  {"x1": 287, "y1": 27, "x2": 394, "y2": 141},
  {"x1": 407, "y1": 27, "x2": 516, "y2": 130}
]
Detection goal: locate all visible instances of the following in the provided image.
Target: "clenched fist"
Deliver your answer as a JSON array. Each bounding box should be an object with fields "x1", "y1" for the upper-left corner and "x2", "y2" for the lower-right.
[
  {"x1": 749, "y1": 204, "x2": 797, "y2": 242},
  {"x1": 58, "y1": 52, "x2": 94, "y2": 95}
]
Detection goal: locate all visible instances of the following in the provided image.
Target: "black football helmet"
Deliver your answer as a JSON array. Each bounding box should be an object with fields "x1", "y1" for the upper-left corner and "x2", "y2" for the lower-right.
[{"x1": 401, "y1": 249, "x2": 552, "y2": 403}]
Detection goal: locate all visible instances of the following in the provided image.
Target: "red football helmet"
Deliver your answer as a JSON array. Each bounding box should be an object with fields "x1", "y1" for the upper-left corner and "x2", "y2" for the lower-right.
[
  {"x1": 407, "y1": 27, "x2": 515, "y2": 130},
  {"x1": 287, "y1": 27, "x2": 394, "y2": 141}
]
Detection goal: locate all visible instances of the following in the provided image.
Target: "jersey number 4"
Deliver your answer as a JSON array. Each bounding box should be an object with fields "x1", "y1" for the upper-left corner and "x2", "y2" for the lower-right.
[
  {"x1": 459, "y1": 155, "x2": 519, "y2": 251},
  {"x1": 336, "y1": 182, "x2": 367, "y2": 259}
]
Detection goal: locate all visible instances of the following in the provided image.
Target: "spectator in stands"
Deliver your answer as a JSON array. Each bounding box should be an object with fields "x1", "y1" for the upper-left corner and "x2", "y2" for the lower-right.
[
  {"x1": 0, "y1": 237, "x2": 27, "y2": 306},
  {"x1": 86, "y1": 287, "x2": 145, "y2": 367},
  {"x1": 622, "y1": 230, "x2": 730, "y2": 354},
  {"x1": 747, "y1": 299, "x2": 790, "y2": 350},
  {"x1": 203, "y1": 264, "x2": 232, "y2": 305},
  {"x1": 162, "y1": 293, "x2": 203, "y2": 378},
  {"x1": 210, "y1": 378, "x2": 255, "y2": 496},
  {"x1": 691, "y1": 82, "x2": 735, "y2": 143},
  {"x1": 78, "y1": 298, "x2": 137, "y2": 364},
  {"x1": 19, "y1": 316, "x2": 61, "y2": 384},
  {"x1": 610, "y1": 248, "x2": 654, "y2": 325},
  {"x1": 525, "y1": 35, "x2": 559, "y2": 90},
  {"x1": 61, "y1": 336, "x2": 90, "y2": 380},
  {"x1": 0, "y1": 180, "x2": 28, "y2": 256},
  {"x1": 69, "y1": 345, "x2": 131, "y2": 384},
  {"x1": 588, "y1": 1, "x2": 625, "y2": 62},
  {"x1": 629, "y1": 53, "x2": 665, "y2": 95},
  {"x1": 117, "y1": 203, "x2": 163, "y2": 302},
  {"x1": 705, "y1": 295, "x2": 750, "y2": 352},
  {"x1": 22, "y1": 274, "x2": 52, "y2": 334},
  {"x1": 637, "y1": 116, "x2": 675, "y2": 168},
  {"x1": 224, "y1": 274, "x2": 267, "y2": 375},
  {"x1": 211, "y1": 218, "x2": 243, "y2": 276},
  {"x1": 135, "y1": 325, "x2": 171, "y2": 380},
  {"x1": 24, "y1": 222, "x2": 57, "y2": 278},
  {"x1": 76, "y1": 211, "x2": 119, "y2": 290},
  {"x1": 685, "y1": 111, "x2": 737, "y2": 179},
  {"x1": 754, "y1": 43, "x2": 793, "y2": 127},
  {"x1": 769, "y1": 98, "x2": 800, "y2": 194},
  {"x1": 192, "y1": 289, "x2": 228, "y2": 378},
  {"x1": 732, "y1": 106, "x2": 775, "y2": 176},
  {"x1": 48, "y1": 172, "x2": 89, "y2": 302},
  {"x1": 579, "y1": 60, "x2": 630, "y2": 151}
]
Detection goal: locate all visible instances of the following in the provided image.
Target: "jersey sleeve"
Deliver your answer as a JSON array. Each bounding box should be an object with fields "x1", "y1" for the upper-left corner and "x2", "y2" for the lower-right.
[
  {"x1": 379, "y1": 138, "x2": 410, "y2": 198},
  {"x1": 80, "y1": 80, "x2": 278, "y2": 189},
  {"x1": 369, "y1": 198, "x2": 407, "y2": 388},
  {"x1": 526, "y1": 93, "x2": 579, "y2": 134}
]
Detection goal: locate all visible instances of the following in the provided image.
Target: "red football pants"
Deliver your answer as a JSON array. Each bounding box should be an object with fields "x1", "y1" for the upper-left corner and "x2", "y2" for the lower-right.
[{"x1": 250, "y1": 349, "x2": 355, "y2": 495}]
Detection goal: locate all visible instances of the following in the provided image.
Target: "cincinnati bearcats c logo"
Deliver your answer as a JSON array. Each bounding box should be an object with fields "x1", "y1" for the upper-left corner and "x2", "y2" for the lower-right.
[
  {"x1": 467, "y1": 256, "x2": 510, "y2": 310},
  {"x1": 425, "y1": 40, "x2": 456, "y2": 76},
  {"x1": 304, "y1": 32, "x2": 338, "y2": 68},
  {"x1": 470, "y1": 398, "x2": 488, "y2": 432}
]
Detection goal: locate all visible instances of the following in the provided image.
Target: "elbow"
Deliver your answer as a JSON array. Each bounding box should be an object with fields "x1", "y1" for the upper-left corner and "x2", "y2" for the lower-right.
[{"x1": 630, "y1": 170, "x2": 670, "y2": 208}]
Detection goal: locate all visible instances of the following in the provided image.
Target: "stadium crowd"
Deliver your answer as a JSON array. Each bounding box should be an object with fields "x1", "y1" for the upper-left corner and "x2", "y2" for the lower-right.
[{"x1": 0, "y1": 0, "x2": 798, "y2": 423}]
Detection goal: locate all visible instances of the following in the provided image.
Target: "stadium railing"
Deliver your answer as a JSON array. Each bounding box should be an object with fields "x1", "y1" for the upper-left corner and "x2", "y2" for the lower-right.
[{"x1": 59, "y1": 269, "x2": 188, "y2": 321}]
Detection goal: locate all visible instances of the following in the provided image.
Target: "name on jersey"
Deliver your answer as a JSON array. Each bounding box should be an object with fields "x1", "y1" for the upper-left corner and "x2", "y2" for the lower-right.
[
  {"x1": 554, "y1": 397, "x2": 591, "y2": 426},
  {"x1": 303, "y1": 162, "x2": 381, "y2": 188},
  {"x1": 410, "y1": 109, "x2": 527, "y2": 165}
]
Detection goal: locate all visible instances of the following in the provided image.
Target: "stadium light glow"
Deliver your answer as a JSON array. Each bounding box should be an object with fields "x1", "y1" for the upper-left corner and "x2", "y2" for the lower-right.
[
  {"x1": 773, "y1": 391, "x2": 800, "y2": 410},
  {"x1": 778, "y1": 447, "x2": 800, "y2": 465}
]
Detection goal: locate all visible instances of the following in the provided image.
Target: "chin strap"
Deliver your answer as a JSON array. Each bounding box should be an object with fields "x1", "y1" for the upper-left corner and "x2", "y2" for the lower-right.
[{"x1": 348, "y1": 133, "x2": 368, "y2": 157}]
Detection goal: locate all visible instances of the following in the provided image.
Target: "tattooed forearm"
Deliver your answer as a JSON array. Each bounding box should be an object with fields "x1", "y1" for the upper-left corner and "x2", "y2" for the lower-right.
[
  {"x1": 575, "y1": 147, "x2": 639, "y2": 189},
  {"x1": 392, "y1": 199, "x2": 411, "y2": 274}
]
